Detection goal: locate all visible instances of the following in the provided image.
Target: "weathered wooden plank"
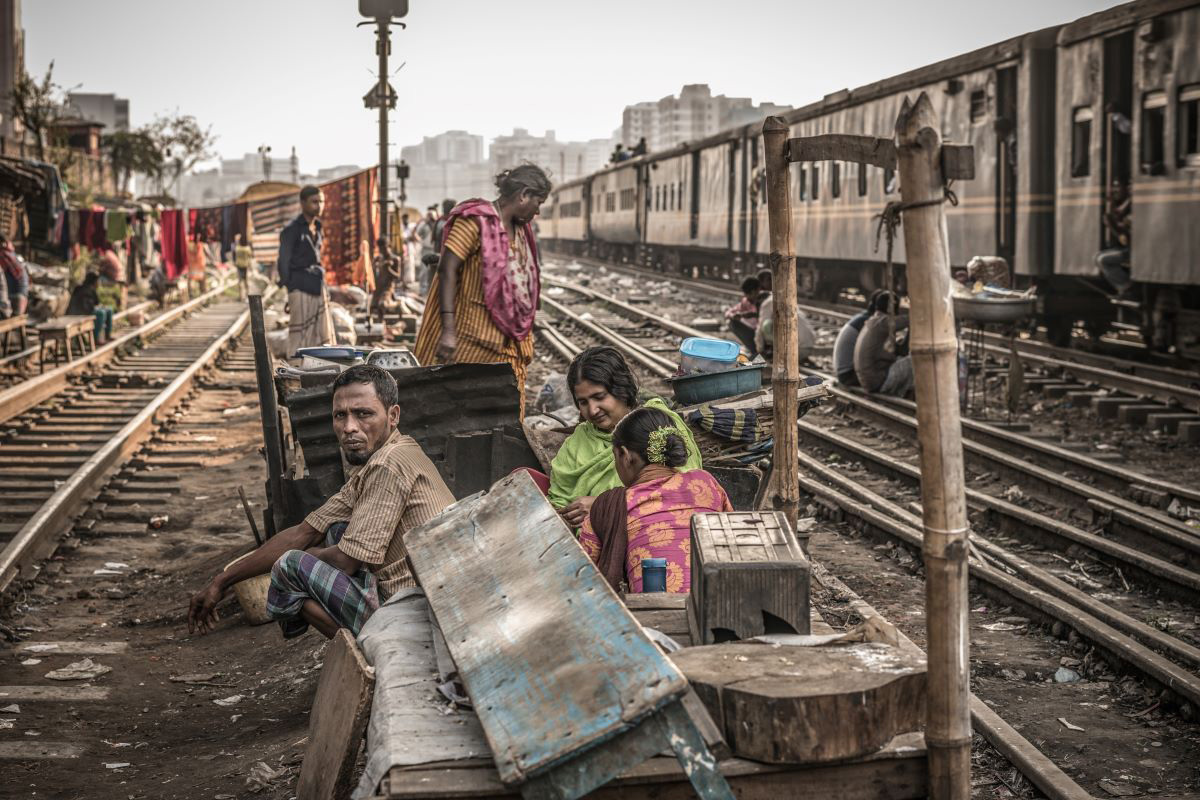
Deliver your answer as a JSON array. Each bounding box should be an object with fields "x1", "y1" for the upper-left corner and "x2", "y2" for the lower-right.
[
  {"x1": 786, "y1": 134, "x2": 897, "y2": 169},
  {"x1": 353, "y1": 590, "x2": 490, "y2": 800},
  {"x1": 405, "y1": 471, "x2": 690, "y2": 787},
  {"x1": 298, "y1": 629, "x2": 375, "y2": 800},
  {"x1": 375, "y1": 734, "x2": 927, "y2": 799},
  {"x1": 671, "y1": 642, "x2": 925, "y2": 764},
  {"x1": 622, "y1": 592, "x2": 688, "y2": 611}
]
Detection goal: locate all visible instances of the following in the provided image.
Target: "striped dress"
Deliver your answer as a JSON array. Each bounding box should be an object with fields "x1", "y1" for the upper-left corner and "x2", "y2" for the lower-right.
[{"x1": 414, "y1": 217, "x2": 535, "y2": 412}]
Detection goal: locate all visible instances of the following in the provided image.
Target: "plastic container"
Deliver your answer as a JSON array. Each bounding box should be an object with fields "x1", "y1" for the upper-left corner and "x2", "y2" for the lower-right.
[
  {"x1": 223, "y1": 554, "x2": 273, "y2": 625},
  {"x1": 641, "y1": 558, "x2": 668, "y2": 593},
  {"x1": 667, "y1": 364, "x2": 766, "y2": 405},
  {"x1": 679, "y1": 337, "x2": 741, "y2": 374}
]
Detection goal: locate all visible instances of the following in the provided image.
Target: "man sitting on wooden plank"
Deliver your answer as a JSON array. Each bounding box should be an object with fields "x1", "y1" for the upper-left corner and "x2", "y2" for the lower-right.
[{"x1": 187, "y1": 365, "x2": 456, "y2": 639}]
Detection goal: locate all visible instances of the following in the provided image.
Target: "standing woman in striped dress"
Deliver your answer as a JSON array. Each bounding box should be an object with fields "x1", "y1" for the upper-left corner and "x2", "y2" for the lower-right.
[{"x1": 414, "y1": 164, "x2": 552, "y2": 416}]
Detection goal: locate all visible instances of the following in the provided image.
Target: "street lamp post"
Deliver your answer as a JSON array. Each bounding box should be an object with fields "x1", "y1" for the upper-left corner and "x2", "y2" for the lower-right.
[{"x1": 359, "y1": 0, "x2": 408, "y2": 244}]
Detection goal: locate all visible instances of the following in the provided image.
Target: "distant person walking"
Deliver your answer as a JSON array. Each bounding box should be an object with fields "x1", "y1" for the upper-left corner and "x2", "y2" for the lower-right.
[
  {"x1": 414, "y1": 165, "x2": 552, "y2": 415},
  {"x1": 278, "y1": 185, "x2": 335, "y2": 357},
  {"x1": 0, "y1": 235, "x2": 29, "y2": 316},
  {"x1": 233, "y1": 233, "x2": 254, "y2": 301}
]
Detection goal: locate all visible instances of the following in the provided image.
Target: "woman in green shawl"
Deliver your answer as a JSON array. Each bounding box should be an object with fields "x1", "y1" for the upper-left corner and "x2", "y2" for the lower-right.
[{"x1": 550, "y1": 346, "x2": 701, "y2": 527}]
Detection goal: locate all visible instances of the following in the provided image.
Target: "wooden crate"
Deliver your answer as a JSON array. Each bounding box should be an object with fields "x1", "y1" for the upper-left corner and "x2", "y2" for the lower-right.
[{"x1": 689, "y1": 511, "x2": 810, "y2": 644}]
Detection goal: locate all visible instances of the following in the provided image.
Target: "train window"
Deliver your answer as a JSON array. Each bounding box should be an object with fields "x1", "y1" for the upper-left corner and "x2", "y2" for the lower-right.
[
  {"x1": 1071, "y1": 106, "x2": 1093, "y2": 178},
  {"x1": 606, "y1": 192, "x2": 616, "y2": 212},
  {"x1": 620, "y1": 188, "x2": 635, "y2": 210},
  {"x1": 831, "y1": 163, "x2": 841, "y2": 199},
  {"x1": 883, "y1": 167, "x2": 896, "y2": 194},
  {"x1": 970, "y1": 90, "x2": 987, "y2": 123},
  {"x1": 1141, "y1": 91, "x2": 1167, "y2": 175},
  {"x1": 798, "y1": 166, "x2": 807, "y2": 201},
  {"x1": 811, "y1": 165, "x2": 820, "y2": 200},
  {"x1": 1178, "y1": 85, "x2": 1200, "y2": 167},
  {"x1": 670, "y1": 184, "x2": 676, "y2": 210},
  {"x1": 858, "y1": 162, "x2": 868, "y2": 197}
]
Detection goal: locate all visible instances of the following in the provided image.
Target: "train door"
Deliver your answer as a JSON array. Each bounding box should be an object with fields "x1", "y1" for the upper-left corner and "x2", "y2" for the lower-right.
[
  {"x1": 1101, "y1": 31, "x2": 1133, "y2": 250},
  {"x1": 690, "y1": 151, "x2": 701, "y2": 240},
  {"x1": 995, "y1": 66, "x2": 1018, "y2": 266}
]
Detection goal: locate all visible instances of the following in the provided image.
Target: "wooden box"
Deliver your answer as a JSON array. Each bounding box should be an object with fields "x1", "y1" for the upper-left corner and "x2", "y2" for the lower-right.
[{"x1": 688, "y1": 511, "x2": 811, "y2": 644}]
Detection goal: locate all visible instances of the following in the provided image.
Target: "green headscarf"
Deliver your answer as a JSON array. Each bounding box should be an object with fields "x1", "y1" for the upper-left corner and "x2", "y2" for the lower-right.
[{"x1": 546, "y1": 396, "x2": 703, "y2": 509}]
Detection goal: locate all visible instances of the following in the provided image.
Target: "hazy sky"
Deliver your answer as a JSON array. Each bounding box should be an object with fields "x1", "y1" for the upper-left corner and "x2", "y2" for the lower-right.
[{"x1": 26, "y1": 0, "x2": 1115, "y2": 171}]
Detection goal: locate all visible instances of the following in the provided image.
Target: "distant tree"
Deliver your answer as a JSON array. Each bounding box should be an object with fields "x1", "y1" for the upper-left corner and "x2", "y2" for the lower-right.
[
  {"x1": 10, "y1": 61, "x2": 67, "y2": 161},
  {"x1": 103, "y1": 127, "x2": 163, "y2": 196},
  {"x1": 149, "y1": 113, "x2": 217, "y2": 194}
]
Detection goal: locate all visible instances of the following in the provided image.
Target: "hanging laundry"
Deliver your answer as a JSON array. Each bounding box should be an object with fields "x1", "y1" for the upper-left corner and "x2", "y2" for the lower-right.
[
  {"x1": 160, "y1": 209, "x2": 188, "y2": 280},
  {"x1": 105, "y1": 209, "x2": 129, "y2": 243},
  {"x1": 191, "y1": 206, "x2": 223, "y2": 244},
  {"x1": 319, "y1": 168, "x2": 377, "y2": 286}
]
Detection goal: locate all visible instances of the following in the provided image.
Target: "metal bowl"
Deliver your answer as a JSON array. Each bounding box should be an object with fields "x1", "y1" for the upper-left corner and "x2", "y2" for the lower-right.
[{"x1": 952, "y1": 295, "x2": 1035, "y2": 323}]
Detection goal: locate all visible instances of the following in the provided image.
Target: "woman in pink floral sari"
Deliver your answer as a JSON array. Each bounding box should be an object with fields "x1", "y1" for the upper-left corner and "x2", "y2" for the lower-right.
[{"x1": 579, "y1": 407, "x2": 731, "y2": 593}]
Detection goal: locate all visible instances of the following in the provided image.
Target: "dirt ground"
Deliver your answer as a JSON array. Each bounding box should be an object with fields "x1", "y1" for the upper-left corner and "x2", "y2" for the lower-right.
[{"x1": 1, "y1": 365, "x2": 322, "y2": 800}]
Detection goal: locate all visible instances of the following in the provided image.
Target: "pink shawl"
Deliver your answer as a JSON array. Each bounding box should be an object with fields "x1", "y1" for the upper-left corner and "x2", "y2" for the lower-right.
[{"x1": 441, "y1": 199, "x2": 540, "y2": 341}]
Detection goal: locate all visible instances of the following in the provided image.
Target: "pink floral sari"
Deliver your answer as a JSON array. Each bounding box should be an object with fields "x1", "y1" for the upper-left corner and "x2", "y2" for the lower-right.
[{"x1": 579, "y1": 469, "x2": 731, "y2": 593}]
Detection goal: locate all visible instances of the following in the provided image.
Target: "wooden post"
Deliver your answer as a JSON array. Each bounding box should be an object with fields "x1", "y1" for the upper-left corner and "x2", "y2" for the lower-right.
[
  {"x1": 895, "y1": 93, "x2": 971, "y2": 799},
  {"x1": 249, "y1": 295, "x2": 284, "y2": 538},
  {"x1": 761, "y1": 116, "x2": 800, "y2": 532}
]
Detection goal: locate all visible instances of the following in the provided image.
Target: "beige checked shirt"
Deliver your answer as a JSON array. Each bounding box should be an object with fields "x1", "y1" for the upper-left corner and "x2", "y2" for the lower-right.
[{"x1": 305, "y1": 429, "x2": 456, "y2": 598}]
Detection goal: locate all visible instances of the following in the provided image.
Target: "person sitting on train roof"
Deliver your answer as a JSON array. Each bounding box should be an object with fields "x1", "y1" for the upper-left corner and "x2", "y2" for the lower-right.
[
  {"x1": 853, "y1": 291, "x2": 913, "y2": 398},
  {"x1": 544, "y1": 346, "x2": 702, "y2": 528},
  {"x1": 832, "y1": 290, "x2": 883, "y2": 387},
  {"x1": 579, "y1": 407, "x2": 732, "y2": 594},
  {"x1": 724, "y1": 276, "x2": 766, "y2": 357},
  {"x1": 187, "y1": 365, "x2": 455, "y2": 640},
  {"x1": 631, "y1": 137, "x2": 648, "y2": 157}
]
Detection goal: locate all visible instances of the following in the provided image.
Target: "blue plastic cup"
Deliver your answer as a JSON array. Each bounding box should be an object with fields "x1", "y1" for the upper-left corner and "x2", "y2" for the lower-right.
[{"x1": 641, "y1": 558, "x2": 668, "y2": 593}]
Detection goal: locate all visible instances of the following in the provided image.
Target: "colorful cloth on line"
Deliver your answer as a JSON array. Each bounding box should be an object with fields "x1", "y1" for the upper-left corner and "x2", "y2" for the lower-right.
[
  {"x1": 579, "y1": 469, "x2": 732, "y2": 593},
  {"x1": 191, "y1": 206, "x2": 223, "y2": 243},
  {"x1": 546, "y1": 395, "x2": 702, "y2": 510},
  {"x1": 319, "y1": 168, "x2": 377, "y2": 286},
  {"x1": 684, "y1": 405, "x2": 761, "y2": 445},
  {"x1": 266, "y1": 522, "x2": 380, "y2": 638},
  {"x1": 159, "y1": 209, "x2": 189, "y2": 280}
]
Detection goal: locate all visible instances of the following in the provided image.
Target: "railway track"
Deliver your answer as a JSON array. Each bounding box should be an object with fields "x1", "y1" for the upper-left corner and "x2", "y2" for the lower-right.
[
  {"x1": 565, "y1": 255, "x2": 1200, "y2": 411},
  {"x1": 534, "y1": 260, "x2": 1200, "y2": 794},
  {"x1": 0, "y1": 286, "x2": 275, "y2": 596}
]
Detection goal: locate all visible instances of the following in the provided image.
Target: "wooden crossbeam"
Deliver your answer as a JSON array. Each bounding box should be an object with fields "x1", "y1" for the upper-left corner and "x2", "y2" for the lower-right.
[
  {"x1": 785, "y1": 134, "x2": 975, "y2": 180},
  {"x1": 785, "y1": 134, "x2": 896, "y2": 169}
]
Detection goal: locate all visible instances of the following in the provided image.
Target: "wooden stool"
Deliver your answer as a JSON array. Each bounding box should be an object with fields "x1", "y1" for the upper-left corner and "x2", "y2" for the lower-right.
[
  {"x1": 36, "y1": 315, "x2": 96, "y2": 372},
  {"x1": 0, "y1": 313, "x2": 28, "y2": 355}
]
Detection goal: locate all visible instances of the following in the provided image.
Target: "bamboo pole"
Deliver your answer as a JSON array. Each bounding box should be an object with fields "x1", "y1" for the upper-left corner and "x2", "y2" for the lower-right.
[
  {"x1": 761, "y1": 116, "x2": 800, "y2": 532},
  {"x1": 894, "y1": 94, "x2": 971, "y2": 799}
]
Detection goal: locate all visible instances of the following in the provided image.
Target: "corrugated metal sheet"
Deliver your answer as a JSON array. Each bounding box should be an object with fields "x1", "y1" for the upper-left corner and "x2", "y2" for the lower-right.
[{"x1": 280, "y1": 363, "x2": 528, "y2": 500}]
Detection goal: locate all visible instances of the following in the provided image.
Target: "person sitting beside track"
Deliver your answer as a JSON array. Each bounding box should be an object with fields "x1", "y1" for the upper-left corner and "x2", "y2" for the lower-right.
[
  {"x1": 853, "y1": 291, "x2": 912, "y2": 398},
  {"x1": 578, "y1": 407, "x2": 732, "y2": 594},
  {"x1": 832, "y1": 290, "x2": 883, "y2": 387},
  {"x1": 754, "y1": 292, "x2": 816, "y2": 362},
  {"x1": 531, "y1": 346, "x2": 702, "y2": 528},
  {"x1": 724, "y1": 276, "x2": 766, "y2": 357},
  {"x1": 187, "y1": 365, "x2": 455, "y2": 639},
  {"x1": 67, "y1": 272, "x2": 115, "y2": 345}
]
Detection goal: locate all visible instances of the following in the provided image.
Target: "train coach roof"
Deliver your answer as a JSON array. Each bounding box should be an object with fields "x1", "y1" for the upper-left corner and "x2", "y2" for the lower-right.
[{"x1": 1058, "y1": 0, "x2": 1200, "y2": 46}]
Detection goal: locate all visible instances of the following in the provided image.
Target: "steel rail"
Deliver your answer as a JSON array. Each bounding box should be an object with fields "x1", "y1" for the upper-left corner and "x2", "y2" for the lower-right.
[
  {"x1": 0, "y1": 288, "x2": 277, "y2": 594},
  {"x1": 534, "y1": 309, "x2": 1106, "y2": 800},
  {"x1": 800, "y1": 472, "x2": 1200, "y2": 711},
  {"x1": 553, "y1": 256, "x2": 1200, "y2": 399},
  {"x1": 539, "y1": 295, "x2": 676, "y2": 378},
  {"x1": 0, "y1": 278, "x2": 236, "y2": 425}
]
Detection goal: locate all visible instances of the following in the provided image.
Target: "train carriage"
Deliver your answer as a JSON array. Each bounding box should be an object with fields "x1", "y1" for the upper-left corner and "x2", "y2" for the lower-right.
[
  {"x1": 537, "y1": 0, "x2": 1199, "y2": 352},
  {"x1": 1050, "y1": 0, "x2": 1200, "y2": 347}
]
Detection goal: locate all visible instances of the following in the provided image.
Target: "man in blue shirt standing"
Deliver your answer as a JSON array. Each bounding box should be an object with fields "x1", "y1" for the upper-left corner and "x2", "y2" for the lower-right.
[{"x1": 278, "y1": 185, "x2": 335, "y2": 358}]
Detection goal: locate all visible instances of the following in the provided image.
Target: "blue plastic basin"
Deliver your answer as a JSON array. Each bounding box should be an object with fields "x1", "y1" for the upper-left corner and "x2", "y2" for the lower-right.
[{"x1": 667, "y1": 364, "x2": 766, "y2": 405}]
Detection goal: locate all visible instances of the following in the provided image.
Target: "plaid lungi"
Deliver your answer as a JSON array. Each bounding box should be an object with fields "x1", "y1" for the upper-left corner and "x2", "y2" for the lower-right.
[
  {"x1": 266, "y1": 522, "x2": 380, "y2": 638},
  {"x1": 287, "y1": 285, "x2": 336, "y2": 358}
]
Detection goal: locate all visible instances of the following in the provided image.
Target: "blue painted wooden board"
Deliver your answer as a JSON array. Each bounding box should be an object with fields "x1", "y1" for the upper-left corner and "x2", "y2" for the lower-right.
[{"x1": 405, "y1": 470, "x2": 689, "y2": 786}]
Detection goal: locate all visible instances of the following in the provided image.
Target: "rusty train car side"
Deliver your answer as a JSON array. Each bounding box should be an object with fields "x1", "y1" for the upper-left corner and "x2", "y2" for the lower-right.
[{"x1": 539, "y1": 0, "x2": 1200, "y2": 351}]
